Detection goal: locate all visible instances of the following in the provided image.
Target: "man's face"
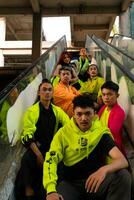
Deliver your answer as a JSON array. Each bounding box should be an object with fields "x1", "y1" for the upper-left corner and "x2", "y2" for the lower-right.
[
  {"x1": 80, "y1": 48, "x2": 87, "y2": 57},
  {"x1": 88, "y1": 65, "x2": 98, "y2": 78},
  {"x1": 73, "y1": 107, "x2": 95, "y2": 132},
  {"x1": 60, "y1": 69, "x2": 72, "y2": 84},
  {"x1": 101, "y1": 88, "x2": 118, "y2": 107},
  {"x1": 38, "y1": 83, "x2": 53, "y2": 101}
]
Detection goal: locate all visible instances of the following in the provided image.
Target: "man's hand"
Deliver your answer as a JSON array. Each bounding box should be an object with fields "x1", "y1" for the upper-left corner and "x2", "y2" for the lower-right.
[
  {"x1": 85, "y1": 167, "x2": 107, "y2": 193},
  {"x1": 46, "y1": 192, "x2": 64, "y2": 200}
]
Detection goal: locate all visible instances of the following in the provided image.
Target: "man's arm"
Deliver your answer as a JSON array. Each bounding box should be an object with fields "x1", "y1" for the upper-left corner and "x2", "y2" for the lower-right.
[
  {"x1": 54, "y1": 105, "x2": 70, "y2": 126},
  {"x1": 53, "y1": 64, "x2": 62, "y2": 76},
  {"x1": 21, "y1": 104, "x2": 44, "y2": 166},
  {"x1": 21, "y1": 106, "x2": 38, "y2": 144},
  {"x1": 43, "y1": 130, "x2": 64, "y2": 196},
  {"x1": 85, "y1": 146, "x2": 128, "y2": 193},
  {"x1": 30, "y1": 142, "x2": 44, "y2": 167},
  {"x1": 70, "y1": 67, "x2": 78, "y2": 83}
]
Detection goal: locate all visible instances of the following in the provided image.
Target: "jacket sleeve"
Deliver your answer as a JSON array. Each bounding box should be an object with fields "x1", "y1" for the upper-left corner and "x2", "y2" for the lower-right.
[
  {"x1": 21, "y1": 107, "x2": 38, "y2": 146},
  {"x1": 97, "y1": 78, "x2": 105, "y2": 97},
  {"x1": 55, "y1": 106, "x2": 70, "y2": 125},
  {"x1": 43, "y1": 130, "x2": 64, "y2": 194}
]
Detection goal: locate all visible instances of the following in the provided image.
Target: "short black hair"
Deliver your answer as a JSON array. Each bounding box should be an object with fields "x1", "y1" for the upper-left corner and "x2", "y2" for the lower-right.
[
  {"x1": 101, "y1": 81, "x2": 119, "y2": 92},
  {"x1": 38, "y1": 78, "x2": 52, "y2": 91},
  {"x1": 59, "y1": 66, "x2": 73, "y2": 77},
  {"x1": 37, "y1": 79, "x2": 53, "y2": 101},
  {"x1": 59, "y1": 66, "x2": 72, "y2": 72},
  {"x1": 73, "y1": 93, "x2": 95, "y2": 110}
]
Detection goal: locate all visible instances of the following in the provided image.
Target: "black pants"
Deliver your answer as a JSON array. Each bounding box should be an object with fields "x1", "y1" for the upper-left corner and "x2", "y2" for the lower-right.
[
  {"x1": 57, "y1": 169, "x2": 131, "y2": 200},
  {"x1": 14, "y1": 148, "x2": 45, "y2": 200},
  {"x1": 14, "y1": 148, "x2": 64, "y2": 200}
]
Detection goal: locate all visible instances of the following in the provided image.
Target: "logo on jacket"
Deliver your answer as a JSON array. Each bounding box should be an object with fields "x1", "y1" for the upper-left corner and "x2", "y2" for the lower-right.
[{"x1": 78, "y1": 137, "x2": 88, "y2": 147}]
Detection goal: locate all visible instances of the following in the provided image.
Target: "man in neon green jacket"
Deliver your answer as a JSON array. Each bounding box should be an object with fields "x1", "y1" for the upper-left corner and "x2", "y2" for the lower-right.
[
  {"x1": 15, "y1": 79, "x2": 69, "y2": 200},
  {"x1": 43, "y1": 93, "x2": 131, "y2": 200},
  {"x1": 78, "y1": 48, "x2": 90, "y2": 81}
]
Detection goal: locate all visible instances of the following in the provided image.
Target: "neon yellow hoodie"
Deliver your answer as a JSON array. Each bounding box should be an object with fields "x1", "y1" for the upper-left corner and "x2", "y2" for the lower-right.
[
  {"x1": 79, "y1": 76, "x2": 105, "y2": 99},
  {"x1": 21, "y1": 102, "x2": 69, "y2": 144},
  {"x1": 43, "y1": 117, "x2": 111, "y2": 194}
]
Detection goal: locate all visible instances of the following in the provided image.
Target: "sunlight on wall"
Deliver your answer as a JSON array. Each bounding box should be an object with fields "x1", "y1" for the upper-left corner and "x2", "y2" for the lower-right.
[
  {"x1": 42, "y1": 17, "x2": 71, "y2": 41},
  {"x1": 110, "y1": 16, "x2": 119, "y2": 36}
]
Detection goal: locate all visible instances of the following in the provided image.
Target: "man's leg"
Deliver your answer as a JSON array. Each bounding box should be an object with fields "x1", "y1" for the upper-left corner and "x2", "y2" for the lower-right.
[
  {"x1": 57, "y1": 181, "x2": 81, "y2": 200},
  {"x1": 106, "y1": 169, "x2": 131, "y2": 200},
  {"x1": 87, "y1": 169, "x2": 131, "y2": 200},
  {"x1": 20, "y1": 149, "x2": 40, "y2": 199}
]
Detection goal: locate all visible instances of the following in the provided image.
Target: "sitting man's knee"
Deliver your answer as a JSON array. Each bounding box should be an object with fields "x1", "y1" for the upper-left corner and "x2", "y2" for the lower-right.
[{"x1": 116, "y1": 169, "x2": 131, "y2": 187}]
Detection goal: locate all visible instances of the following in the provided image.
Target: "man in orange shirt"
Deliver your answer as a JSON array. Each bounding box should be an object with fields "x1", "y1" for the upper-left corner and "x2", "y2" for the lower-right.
[{"x1": 53, "y1": 67, "x2": 80, "y2": 118}]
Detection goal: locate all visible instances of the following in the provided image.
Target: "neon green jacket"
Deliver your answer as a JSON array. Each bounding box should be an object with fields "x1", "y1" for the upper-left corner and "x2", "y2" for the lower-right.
[
  {"x1": 0, "y1": 100, "x2": 10, "y2": 142},
  {"x1": 51, "y1": 76, "x2": 60, "y2": 88},
  {"x1": 21, "y1": 102, "x2": 69, "y2": 144},
  {"x1": 79, "y1": 57, "x2": 90, "y2": 75},
  {"x1": 79, "y1": 76, "x2": 105, "y2": 98},
  {"x1": 43, "y1": 117, "x2": 111, "y2": 193}
]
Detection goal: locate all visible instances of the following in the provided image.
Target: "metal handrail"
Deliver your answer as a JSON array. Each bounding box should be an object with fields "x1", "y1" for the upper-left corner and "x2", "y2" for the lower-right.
[
  {"x1": 0, "y1": 35, "x2": 67, "y2": 101},
  {"x1": 90, "y1": 34, "x2": 134, "y2": 83}
]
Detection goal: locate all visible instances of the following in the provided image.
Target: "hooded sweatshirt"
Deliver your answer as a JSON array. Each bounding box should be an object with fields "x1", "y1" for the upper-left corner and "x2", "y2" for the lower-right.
[{"x1": 43, "y1": 117, "x2": 113, "y2": 194}]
